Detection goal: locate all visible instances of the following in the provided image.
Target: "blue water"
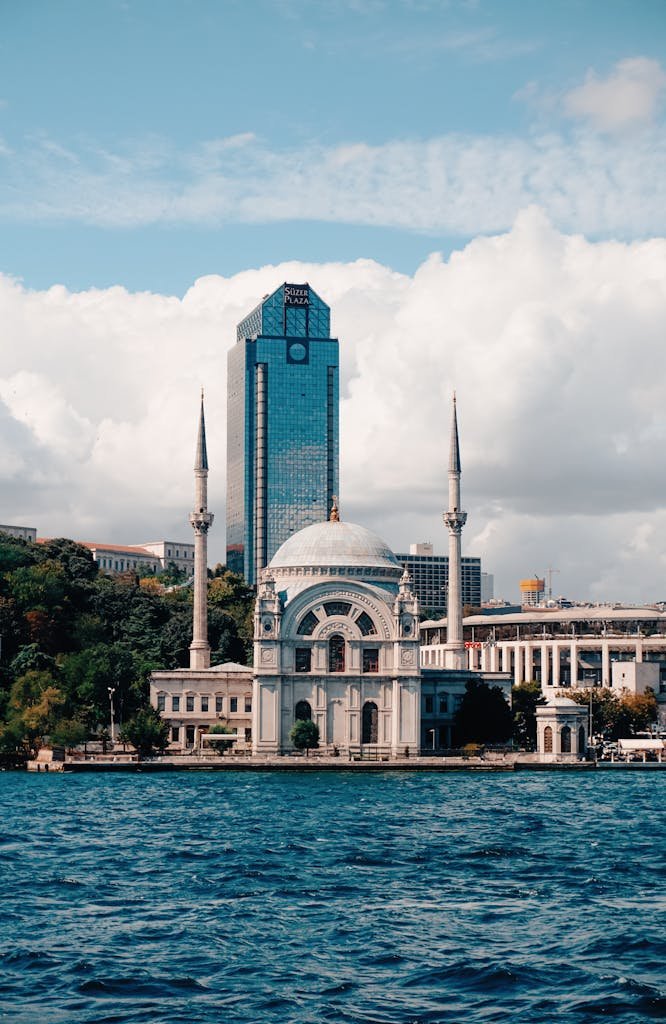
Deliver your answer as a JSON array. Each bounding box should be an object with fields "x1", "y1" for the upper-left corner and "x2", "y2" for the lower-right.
[{"x1": 1, "y1": 771, "x2": 664, "y2": 1024}]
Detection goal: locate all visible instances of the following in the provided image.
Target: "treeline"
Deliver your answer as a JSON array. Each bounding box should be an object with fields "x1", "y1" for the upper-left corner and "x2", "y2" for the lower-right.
[{"x1": 0, "y1": 534, "x2": 254, "y2": 756}]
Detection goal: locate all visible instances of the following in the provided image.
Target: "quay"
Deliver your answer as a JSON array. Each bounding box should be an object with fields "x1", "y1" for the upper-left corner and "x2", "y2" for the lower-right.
[{"x1": 57, "y1": 754, "x2": 602, "y2": 773}]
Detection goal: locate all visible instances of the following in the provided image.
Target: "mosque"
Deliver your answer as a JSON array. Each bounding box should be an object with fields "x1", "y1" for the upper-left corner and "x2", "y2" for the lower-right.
[{"x1": 150, "y1": 394, "x2": 525, "y2": 759}]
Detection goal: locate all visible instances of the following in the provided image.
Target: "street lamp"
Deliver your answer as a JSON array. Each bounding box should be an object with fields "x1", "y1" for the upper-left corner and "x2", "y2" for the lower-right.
[
  {"x1": 108, "y1": 686, "x2": 116, "y2": 745},
  {"x1": 428, "y1": 728, "x2": 436, "y2": 751}
]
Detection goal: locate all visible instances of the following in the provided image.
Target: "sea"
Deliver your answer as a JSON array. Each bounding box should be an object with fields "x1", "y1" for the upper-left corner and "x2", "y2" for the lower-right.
[{"x1": 0, "y1": 770, "x2": 664, "y2": 1024}]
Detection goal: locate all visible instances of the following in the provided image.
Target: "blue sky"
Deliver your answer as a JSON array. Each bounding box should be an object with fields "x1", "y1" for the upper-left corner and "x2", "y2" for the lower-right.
[
  {"x1": 1, "y1": 0, "x2": 665, "y2": 293},
  {"x1": 1, "y1": 0, "x2": 666, "y2": 601}
]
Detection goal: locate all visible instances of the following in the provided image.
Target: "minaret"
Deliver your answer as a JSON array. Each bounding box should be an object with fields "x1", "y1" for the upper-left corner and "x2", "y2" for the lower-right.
[
  {"x1": 189, "y1": 390, "x2": 214, "y2": 670},
  {"x1": 443, "y1": 394, "x2": 467, "y2": 670}
]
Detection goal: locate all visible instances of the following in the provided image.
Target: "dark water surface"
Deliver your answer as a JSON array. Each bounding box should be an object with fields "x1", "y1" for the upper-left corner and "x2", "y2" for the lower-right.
[{"x1": 1, "y1": 771, "x2": 664, "y2": 1024}]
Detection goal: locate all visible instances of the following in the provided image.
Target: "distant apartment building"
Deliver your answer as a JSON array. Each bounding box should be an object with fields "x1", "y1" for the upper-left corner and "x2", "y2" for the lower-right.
[
  {"x1": 0, "y1": 524, "x2": 37, "y2": 542},
  {"x1": 481, "y1": 572, "x2": 494, "y2": 603},
  {"x1": 36, "y1": 538, "x2": 195, "y2": 575},
  {"x1": 141, "y1": 540, "x2": 195, "y2": 574},
  {"x1": 395, "y1": 543, "x2": 481, "y2": 616}
]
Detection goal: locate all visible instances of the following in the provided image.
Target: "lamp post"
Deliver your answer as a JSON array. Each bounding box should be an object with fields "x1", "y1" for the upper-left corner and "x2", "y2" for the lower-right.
[
  {"x1": 428, "y1": 728, "x2": 436, "y2": 751},
  {"x1": 108, "y1": 686, "x2": 116, "y2": 745}
]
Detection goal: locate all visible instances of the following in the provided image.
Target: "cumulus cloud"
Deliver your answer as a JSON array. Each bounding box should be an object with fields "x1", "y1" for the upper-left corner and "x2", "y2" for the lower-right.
[
  {"x1": 0, "y1": 124, "x2": 665, "y2": 237},
  {"x1": 2, "y1": 209, "x2": 666, "y2": 602},
  {"x1": 564, "y1": 57, "x2": 666, "y2": 132}
]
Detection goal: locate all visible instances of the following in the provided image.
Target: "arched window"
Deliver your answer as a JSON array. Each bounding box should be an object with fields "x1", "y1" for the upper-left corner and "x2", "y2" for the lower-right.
[
  {"x1": 578, "y1": 725, "x2": 586, "y2": 754},
  {"x1": 298, "y1": 611, "x2": 319, "y2": 635},
  {"x1": 561, "y1": 725, "x2": 571, "y2": 753},
  {"x1": 362, "y1": 701, "x2": 378, "y2": 744},
  {"x1": 329, "y1": 634, "x2": 345, "y2": 673},
  {"x1": 544, "y1": 725, "x2": 553, "y2": 753},
  {"x1": 356, "y1": 611, "x2": 376, "y2": 636},
  {"x1": 295, "y1": 700, "x2": 312, "y2": 722},
  {"x1": 324, "y1": 601, "x2": 351, "y2": 618}
]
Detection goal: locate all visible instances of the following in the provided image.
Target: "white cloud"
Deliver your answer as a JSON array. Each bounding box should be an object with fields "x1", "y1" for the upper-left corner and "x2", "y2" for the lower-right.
[
  {"x1": 564, "y1": 57, "x2": 666, "y2": 132},
  {"x1": 0, "y1": 122, "x2": 664, "y2": 236},
  {"x1": 1, "y1": 209, "x2": 666, "y2": 602}
]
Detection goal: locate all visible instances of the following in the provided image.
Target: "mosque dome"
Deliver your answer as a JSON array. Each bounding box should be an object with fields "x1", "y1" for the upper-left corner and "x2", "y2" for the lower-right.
[{"x1": 269, "y1": 520, "x2": 400, "y2": 573}]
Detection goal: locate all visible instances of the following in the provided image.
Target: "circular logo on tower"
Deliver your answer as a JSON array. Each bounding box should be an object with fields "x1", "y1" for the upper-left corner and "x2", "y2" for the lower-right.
[{"x1": 289, "y1": 343, "x2": 307, "y2": 361}]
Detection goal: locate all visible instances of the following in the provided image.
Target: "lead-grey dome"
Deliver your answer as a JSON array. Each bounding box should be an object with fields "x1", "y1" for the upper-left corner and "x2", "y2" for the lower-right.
[{"x1": 269, "y1": 520, "x2": 400, "y2": 571}]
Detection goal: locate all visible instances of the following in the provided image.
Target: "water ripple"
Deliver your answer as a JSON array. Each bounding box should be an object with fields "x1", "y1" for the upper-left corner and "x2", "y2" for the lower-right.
[{"x1": 1, "y1": 770, "x2": 664, "y2": 1024}]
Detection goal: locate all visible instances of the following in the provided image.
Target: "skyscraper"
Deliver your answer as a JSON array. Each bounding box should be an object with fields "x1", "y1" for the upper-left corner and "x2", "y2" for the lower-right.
[{"x1": 226, "y1": 283, "x2": 339, "y2": 584}]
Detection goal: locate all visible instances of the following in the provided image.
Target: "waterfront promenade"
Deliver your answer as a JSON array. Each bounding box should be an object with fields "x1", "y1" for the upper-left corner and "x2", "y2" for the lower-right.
[{"x1": 51, "y1": 752, "x2": 660, "y2": 772}]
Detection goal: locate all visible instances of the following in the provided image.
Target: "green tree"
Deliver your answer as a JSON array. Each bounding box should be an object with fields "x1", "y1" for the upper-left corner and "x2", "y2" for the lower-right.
[
  {"x1": 119, "y1": 706, "x2": 169, "y2": 757},
  {"x1": 453, "y1": 678, "x2": 513, "y2": 746},
  {"x1": 570, "y1": 687, "x2": 658, "y2": 739},
  {"x1": 208, "y1": 723, "x2": 234, "y2": 755},
  {"x1": 50, "y1": 718, "x2": 88, "y2": 749},
  {"x1": 512, "y1": 681, "x2": 544, "y2": 749},
  {"x1": 290, "y1": 719, "x2": 319, "y2": 755}
]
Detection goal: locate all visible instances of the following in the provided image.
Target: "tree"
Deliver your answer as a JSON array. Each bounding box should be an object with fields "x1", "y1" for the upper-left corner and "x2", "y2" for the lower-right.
[
  {"x1": 290, "y1": 719, "x2": 319, "y2": 755},
  {"x1": 453, "y1": 678, "x2": 513, "y2": 746},
  {"x1": 119, "y1": 706, "x2": 169, "y2": 757},
  {"x1": 208, "y1": 723, "x2": 234, "y2": 756},
  {"x1": 570, "y1": 687, "x2": 658, "y2": 739},
  {"x1": 50, "y1": 719, "x2": 87, "y2": 749},
  {"x1": 512, "y1": 681, "x2": 544, "y2": 750}
]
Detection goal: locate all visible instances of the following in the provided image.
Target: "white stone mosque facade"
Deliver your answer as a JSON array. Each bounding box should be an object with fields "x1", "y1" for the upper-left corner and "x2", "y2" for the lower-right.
[{"x1": 150, "y1": 393, "x2": 526, "y2": 758}]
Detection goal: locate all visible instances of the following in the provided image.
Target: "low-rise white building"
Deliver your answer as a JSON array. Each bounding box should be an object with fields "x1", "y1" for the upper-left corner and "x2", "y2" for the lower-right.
[
  {"x1": 150, "y1": 662, "x2": 253, "y2": 751},
  {"x1": 536, "y1": 697, "x2": 588, "y2": 762},
  {"x1": 0, "y1": 524, "x2": 37, "y2": 542}
]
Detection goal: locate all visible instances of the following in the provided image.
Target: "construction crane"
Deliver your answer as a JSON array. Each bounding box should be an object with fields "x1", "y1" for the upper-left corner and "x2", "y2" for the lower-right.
[{"x1": 545, "y1": 566, "x2": 560, "y2": 600}]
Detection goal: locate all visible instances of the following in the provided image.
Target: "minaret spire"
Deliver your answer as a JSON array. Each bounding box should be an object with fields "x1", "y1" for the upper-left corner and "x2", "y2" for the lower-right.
[
  {"x1": 189, "y1": 391, "x2": 214, "y2": 670},
  {"x1": 443, "y1": 392, "x2": 467, "y2": 670},
  {"x1": 195, "y1": 388, "x2": 208, "y2": 471}
]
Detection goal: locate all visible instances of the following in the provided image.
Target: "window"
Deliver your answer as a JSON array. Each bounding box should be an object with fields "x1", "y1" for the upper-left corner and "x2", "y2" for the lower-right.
[
  {"x1": 185, "y1": 725, "x2": 195, "y2": 746},
  {"x1": 356, "y1": 612, "x2": 376, "y2": 636},
  {"x1": 578, "y1": 725, "x2": 586, "y2": 753},
  {"x1": 329, "y1": 634, "x2": 345, "y2": 673},
  {"x1": 362, "y1": 701, "x2": 378, "y2": 744},
  {"x1": 295, "y1": 700, "x2": 312, "y2": 721},
  {"x1": 298, "y1": 610, "x2": 319, "y2": 635},
  {"x1": 157, "y1": 694, "x2": 165, "y2": 712},
  {"x1": 230, "y1": 697, "x2": 238, "y2": 713},
  {"x1": 244, "y1": 698, "x2": 252, "y2": 713},
  {"x1": 171, "y1": 726, "x2": 179, "y2": 743},
  {"x1": 362, "y1": 648, "x2": 379, "y2": 673},
  {"x1": 172, "y1": 696, "x2": 180, "y2": 712},
  {"x1": 439, "y1": 695, "x2": 448, "y2": 714},
  {"x1": 544, "y1": 726, "x2": 553, "y2": 753},
  {"x1": 245, "y1": 727, "x2": 252, "y2": 742},
  {"x1": 424, "y1": 696, "x2": 434, "y2": 714},
  {"x1": 295, "y1": 648, "x2": 311, "y2": 672},
  {"x1": 215, "y1": 696, "x2": 223, "y2": 713},
  {"x1": 201, "y1": 697, "x2": 209, "y2": 712},
  {"x1": 561, "y1": 725, "x2": 571, "y2": 753},
  {"x1": 324, "y1": 601, "x2": 351, "y2": 617},
  {"x1": 186, "y1": 696, "x2": 194, "y2": 712}
]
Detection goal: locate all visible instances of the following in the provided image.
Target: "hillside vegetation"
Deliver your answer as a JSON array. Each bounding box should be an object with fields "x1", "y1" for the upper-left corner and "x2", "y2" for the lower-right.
[{"x1": 0, "y1": 533, "x2": 254, "y2": 756}]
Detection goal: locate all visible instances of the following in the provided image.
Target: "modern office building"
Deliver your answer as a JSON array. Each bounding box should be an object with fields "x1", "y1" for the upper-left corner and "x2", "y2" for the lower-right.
[
  {"x1": 395, "y1": 543, "x2": 482, "y2": 616},
  {"x1": 226, "y1": 282, "x2": 339, "y2": 585}
]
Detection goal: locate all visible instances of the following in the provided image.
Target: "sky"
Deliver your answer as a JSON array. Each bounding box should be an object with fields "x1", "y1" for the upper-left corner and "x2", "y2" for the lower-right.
[{"x1": 1, "y1": 0, "x2": 665, "y2": 603}]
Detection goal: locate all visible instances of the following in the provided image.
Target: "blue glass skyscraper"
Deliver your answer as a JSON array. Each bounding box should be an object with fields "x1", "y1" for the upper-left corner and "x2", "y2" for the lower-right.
[{"x1": 226, "y1": 283, "x2": 339, "y2": 584}]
